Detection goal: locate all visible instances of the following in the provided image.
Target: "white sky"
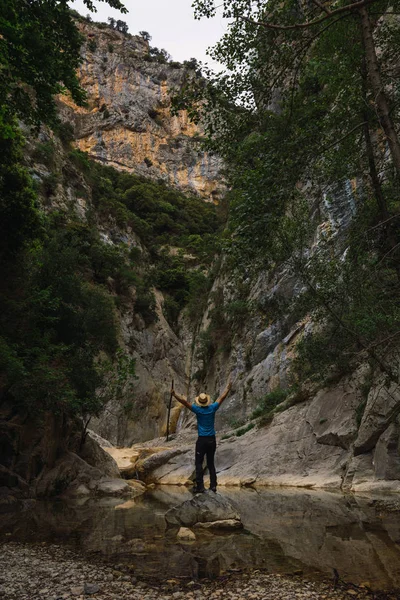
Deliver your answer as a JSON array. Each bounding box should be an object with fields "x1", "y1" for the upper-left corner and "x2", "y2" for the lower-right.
[{"x1": 70, "y1": 0, "x2": 228, "y2": 71}]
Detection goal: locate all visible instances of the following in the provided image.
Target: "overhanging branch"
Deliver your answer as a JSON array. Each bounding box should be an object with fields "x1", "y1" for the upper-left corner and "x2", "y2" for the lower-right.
[{"x1": 242, "y1": 0, "x2": 378, "y2": 30}]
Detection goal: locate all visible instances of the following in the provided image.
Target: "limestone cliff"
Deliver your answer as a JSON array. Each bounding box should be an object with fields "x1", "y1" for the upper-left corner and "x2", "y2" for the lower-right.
[{"x1": 58, "y1": 21, "x2": 223, "y2": 200}]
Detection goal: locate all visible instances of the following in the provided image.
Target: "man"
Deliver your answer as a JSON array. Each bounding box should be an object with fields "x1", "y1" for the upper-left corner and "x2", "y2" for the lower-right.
[{"x1": 171, "y1": 379, "x2": 232, "y2": 493}]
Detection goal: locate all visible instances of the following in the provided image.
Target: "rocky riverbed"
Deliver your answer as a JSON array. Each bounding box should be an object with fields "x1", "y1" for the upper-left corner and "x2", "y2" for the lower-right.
[{"x1": 1, "y1": 542, "x2": 395, "y2": 600}]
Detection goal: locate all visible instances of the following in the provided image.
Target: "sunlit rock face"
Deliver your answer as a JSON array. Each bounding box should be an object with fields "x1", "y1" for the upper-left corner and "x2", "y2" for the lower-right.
[{"x1": 58, "y1": 22, "x2": 223, "y2": 201}]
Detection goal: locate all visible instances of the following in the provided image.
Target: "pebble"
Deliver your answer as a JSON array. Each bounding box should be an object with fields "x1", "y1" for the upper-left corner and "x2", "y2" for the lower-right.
[{"x1": 0, "y1": 542, "x2": 395, "y2": 600}]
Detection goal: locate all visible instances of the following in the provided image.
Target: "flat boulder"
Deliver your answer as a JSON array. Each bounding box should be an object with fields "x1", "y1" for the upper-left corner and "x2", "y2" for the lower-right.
[
  {"x1": 94, "y1": 478, "x2": 133, "y2": 497},
  {"x1": 165, "y1": 492, "x2": 242, "y2": 529}
]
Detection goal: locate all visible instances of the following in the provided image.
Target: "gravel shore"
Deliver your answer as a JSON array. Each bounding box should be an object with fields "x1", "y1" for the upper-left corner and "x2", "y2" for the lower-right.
[{"x1": 0, "y1": 542, "x2": 397, "y2": 600}]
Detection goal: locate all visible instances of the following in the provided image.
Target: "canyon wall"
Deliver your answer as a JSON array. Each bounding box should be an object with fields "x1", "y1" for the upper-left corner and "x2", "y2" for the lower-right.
[
  {"x1": 3, "y1": 17, "x2": 399, "y2": 501},
  {"x1": 62, "y1": 21, "x2": 400, "y2": 495}
]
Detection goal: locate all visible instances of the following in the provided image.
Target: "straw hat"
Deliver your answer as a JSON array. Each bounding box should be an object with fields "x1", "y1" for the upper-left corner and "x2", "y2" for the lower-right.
[{"x1": 194, "y1": 392, "x2": 211, "y2": 407}]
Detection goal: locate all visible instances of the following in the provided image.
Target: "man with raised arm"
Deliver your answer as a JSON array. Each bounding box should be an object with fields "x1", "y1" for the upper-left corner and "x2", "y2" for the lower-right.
[{"x1": 171, "y1": 378, "x2": 232, "y2": 493}]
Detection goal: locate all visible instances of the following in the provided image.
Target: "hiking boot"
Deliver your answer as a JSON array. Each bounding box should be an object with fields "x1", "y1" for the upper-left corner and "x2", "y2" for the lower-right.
[
  {"x1": 192, "y1": 486, "x2": 206, "y2": 494},
  {"x1": 209, "y1": 486, "x2": 217, "y2": 492}
]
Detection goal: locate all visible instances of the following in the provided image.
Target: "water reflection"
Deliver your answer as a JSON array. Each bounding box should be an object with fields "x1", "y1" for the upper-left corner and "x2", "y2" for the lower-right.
[{"x1": 1, "y1": 487, "x2": 400, "y2": 591}]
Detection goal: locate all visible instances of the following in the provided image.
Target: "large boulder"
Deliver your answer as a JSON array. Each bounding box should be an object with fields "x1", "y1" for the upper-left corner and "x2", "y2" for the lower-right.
[
  {"x1": 136, "y1": 448, "x2": 187, "y2": 482},
  {"x1": 79, "y1": 435, "x2": 120, "y2": 478},
  {"x1": 165, "y1": 492, "x2": 242, "y2": 529},
  {"x1": 354, "y1": 378, "x2": 400, "y2": 455}
]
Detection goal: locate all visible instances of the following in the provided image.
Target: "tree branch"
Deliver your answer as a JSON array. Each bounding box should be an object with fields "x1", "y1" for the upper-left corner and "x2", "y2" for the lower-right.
[
  {"x1": 374, "y1": 241, "x2": 400, "y2": 269},
  {"x1": 310, "y1": 0, "x2": 332, "y2": 15},
  {"x1": 319, "y1": 121, "x2": 367, "y2": 153},
  {"x1": 366, "y1": 330, "x2": 400, "y2": 351},
  {"x1": 242, "y1": 0, "x2": 378, "y2": 30}
]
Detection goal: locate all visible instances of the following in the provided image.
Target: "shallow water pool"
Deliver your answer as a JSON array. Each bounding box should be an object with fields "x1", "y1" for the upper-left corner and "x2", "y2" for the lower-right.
[{"x1": 1, "y1": 487, "x2": 400, "y2": 591}]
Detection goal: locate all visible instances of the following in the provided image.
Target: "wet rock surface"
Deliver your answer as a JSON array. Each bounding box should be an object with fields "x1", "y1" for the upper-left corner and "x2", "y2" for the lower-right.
[
  {"x1": 0, "y1": 542, "x2": 392, "y2": 600},
  {"x1": 165, "y1": 492, "x2": 242, "y2": 528}
]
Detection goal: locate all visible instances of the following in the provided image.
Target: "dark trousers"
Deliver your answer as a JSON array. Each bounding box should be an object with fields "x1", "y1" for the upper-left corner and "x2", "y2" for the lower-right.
[{"x1": 195, "y1": 435, "x2": 217, "y2": 490}]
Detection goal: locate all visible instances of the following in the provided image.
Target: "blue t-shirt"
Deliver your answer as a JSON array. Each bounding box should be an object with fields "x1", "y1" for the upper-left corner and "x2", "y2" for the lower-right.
[{"x1": 191, "y1": 402, "x2": 220, "y2": 436}]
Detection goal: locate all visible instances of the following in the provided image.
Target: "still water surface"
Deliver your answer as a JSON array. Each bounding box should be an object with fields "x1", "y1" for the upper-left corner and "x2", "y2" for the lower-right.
[{"x1": 2, "y1": 487, "x2": 400, "y2": 591}]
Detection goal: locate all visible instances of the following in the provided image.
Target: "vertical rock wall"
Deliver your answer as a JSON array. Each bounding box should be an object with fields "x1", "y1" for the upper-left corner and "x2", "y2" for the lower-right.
[{"x1": 58, "y1": 21, "x2": 224, "y2": 201}]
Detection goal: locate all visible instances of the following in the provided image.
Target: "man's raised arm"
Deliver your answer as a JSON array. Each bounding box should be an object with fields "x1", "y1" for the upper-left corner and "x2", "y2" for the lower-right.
[
  {"x1": 216, "y1": 378, "x2": 232, "y2": 406},
  {"x1": 171, "y1": 387, "x2": 193, "y2": 411}
]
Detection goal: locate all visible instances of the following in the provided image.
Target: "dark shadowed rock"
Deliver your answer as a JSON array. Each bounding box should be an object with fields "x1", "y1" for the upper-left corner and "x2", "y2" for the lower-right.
[
  {"x1": 165, "y1": 492, "x2": 242, "y2": 529},
  {"x1": 80, "y1": 435, "x2": 120, "y2": 479}
]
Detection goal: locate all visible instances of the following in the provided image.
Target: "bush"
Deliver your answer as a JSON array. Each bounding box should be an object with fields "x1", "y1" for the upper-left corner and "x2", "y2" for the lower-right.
[
  {"x1": 56, "y1": 122, "x2": 74, "y2": 144},
  {"x1": 33, "y1": 140, "x2": 55, "y2": 166},
  {"x1": 163, "y1": 296, "x2": 181, "y2": 328},
  {"x1": 42, "y1": 172, "x2": 60, "y2": 197},
  {"x1": 87, "y1": 39, "x2": 97, "y2": 52},
  {"x1": 251, "y1": 388, "x2": 289, "y2": 420},
  {"x1": 229, "y1": 417, "x2": 245, "y2": 429},
  {"x1": 69, "y1": 148, "x2": 91, "y2": 172},
  {"x1": 135, "y1": 286, "x2": 157, "y2": 325},
  {"x1": 236, "y1": 423, "x2": 255, "y2": 437},
  {"x1": 225, "y1": 300, "x2": 251, "y2": 326}
]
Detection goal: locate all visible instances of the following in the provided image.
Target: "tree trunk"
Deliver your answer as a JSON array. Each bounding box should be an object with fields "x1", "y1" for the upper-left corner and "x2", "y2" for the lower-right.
[
  {"x1": 363, "y1": 119, "x2": 389, "y2": 219},
  {"x1": 358, "y1": 5, "x2": 400, "y2": 175},
  {"x1": 360, "y1": 50, "x2": 389, "y2": 219}
]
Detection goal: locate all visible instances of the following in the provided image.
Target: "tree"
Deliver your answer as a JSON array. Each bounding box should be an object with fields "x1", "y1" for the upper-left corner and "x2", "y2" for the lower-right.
[
  {"x1": 0, "y1": 0, "x2": 126, "y2": 127},
  {"x1": 186, "y1": 0, "x2": 400, "y2": 386},
  {"x1": 0, "y1": 0, "x2": 131, "y2": 424},
  {"x1": 139, "y1": 30, "x2": 152, "y2": 42},
  {"x1": 116, "y1": 20, "x2": 129, "y2": 34},
  {"x1": 192, "y1": 0, "x2": 400, "y2": 176}
]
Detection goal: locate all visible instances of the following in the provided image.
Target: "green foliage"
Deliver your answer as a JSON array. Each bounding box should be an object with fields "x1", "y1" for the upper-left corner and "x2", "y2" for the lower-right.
[
  {"x1": 0, "y1": 220, "x2": 121, "y2": 415},
  {"x1": 65, "y1": 156, "x2": 222, "y2": 328},
  {"x1": 356, "y1": 399, "x2": 368, "y2": 428},
  {"x1": 33, "y1": 140, "x2": 56, "y2": 166},
  {"x1": 224, "y1": 300, "x2": 251, "y2": 325},
  {"x1": 41, "y1": 173, "x2": 60, "y2": 197},
  {"x1": 293, "y1": 326, "x2": 354, "y2": 385},
  {"x1": 55, "y1": 122, "x2": 75, "y2": 145},
  {"x1": 134, "y1": 283, "x2": 157, "y2": 326},
  {"x1": 0, "y1": 0, "x2": 137, "y2": 427},
  {"x1": 194, "y1": 285, "x2": 245, "y2": 380},
  {"x1": 0, "y1": 114, "x2": 42, "y2": 257},
  {"x1": 235, "y1": 423, "x2": 255, "y2": 437},
  {"x1": 87, "y1": 39, "x2": 97, "y2": 52},
  {"x1": 0, "y1": 0, "x2": 126, "y2": 128},
  {"x1": 185, "y1": 269, "x2": 212, "y2": 322},
  {"x1": 292, "y1": 208, "x2": 400, "y2": 385},
  {"x1": 69, "y1": 148, "x2": 91, "y2": 172},
  {"x1": 185, "y1": 0, "x2": 400, "y2": 387},
  {"x1": 96, "y1": 350, "x2": 138, "y2": 412},
  {"x1": 228, "y1": 417, "x2": 245, "y2": 429},
  {"x1": 84, "y1": 158, "x2": 220, "y2": 250},
  {"x1": 251, "y1": 388, "x2": 289, "y2": 420}
]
